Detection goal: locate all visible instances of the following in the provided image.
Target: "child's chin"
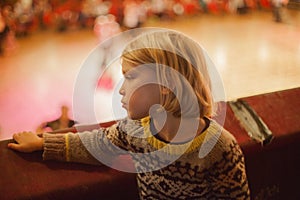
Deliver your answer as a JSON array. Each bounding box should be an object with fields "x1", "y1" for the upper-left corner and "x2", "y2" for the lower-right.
[{"x1": 128, "y1": 113, "x2": 147, "y2": 121}]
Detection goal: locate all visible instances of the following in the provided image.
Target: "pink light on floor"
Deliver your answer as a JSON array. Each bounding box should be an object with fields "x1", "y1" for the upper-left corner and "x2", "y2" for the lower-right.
[
  {"x1": 0, "y1": 73, "x2": 74, "y2": 140},
  {"x1": 0, "y1": 30, "x2": 97, "y2": 140}
]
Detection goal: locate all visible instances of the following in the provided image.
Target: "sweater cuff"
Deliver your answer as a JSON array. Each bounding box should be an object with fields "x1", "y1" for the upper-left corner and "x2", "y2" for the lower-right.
[{"x1": 43, "y1": 133, "x2": 67, "y2": 161}]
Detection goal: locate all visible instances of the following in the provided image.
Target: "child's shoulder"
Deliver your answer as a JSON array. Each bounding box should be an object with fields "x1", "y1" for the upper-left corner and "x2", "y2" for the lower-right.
[
  {"x1": 201, "y1": 120, "x2": 242, "y2": 161},
  {"x1": 208, "y1": 120, "x2": 237, "y2": 145}
]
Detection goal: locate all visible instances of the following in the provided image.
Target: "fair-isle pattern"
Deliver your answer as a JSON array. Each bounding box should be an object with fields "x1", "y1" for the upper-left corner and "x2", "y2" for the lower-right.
[{"x1": 43, "y1": 117, "x2": 250, "y2": 199}]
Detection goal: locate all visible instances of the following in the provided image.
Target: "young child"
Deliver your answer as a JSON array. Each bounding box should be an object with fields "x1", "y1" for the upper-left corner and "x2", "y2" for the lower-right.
[{"x1": 8, "y1": 30, "x2": 250, "y2": 199}]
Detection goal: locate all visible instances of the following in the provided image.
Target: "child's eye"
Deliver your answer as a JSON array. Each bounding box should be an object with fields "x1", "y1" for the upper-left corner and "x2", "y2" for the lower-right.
[
  {"x1": 124, "y1": 75, "x2": 131, "y2": 79},
  {"x1": 124, "y1": 74, "x2": 135, "y2": 80}
]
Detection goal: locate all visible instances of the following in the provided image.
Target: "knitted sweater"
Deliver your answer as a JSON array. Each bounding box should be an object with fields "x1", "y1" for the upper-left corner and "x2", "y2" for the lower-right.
[{"x1": 43, "y1": 117, "x2": 250, "y2": 199}]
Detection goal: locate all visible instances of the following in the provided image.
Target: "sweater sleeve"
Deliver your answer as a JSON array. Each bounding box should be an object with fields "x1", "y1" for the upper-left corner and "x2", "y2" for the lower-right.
[
  {"x1": 42, "y1": 132, "x2": 101, "y2": 165},
  {"x1": 77, "y1": 124, "x2": 132, "y2": 166},
  {"x1": 43, "y1": 118, "x2": 138, "y2": 166}
]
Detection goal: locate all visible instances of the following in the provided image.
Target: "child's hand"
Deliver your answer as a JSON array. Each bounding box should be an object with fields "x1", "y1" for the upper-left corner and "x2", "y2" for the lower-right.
[{"x1": 7, "y1": 131, "x2": 44, "y2": 153}]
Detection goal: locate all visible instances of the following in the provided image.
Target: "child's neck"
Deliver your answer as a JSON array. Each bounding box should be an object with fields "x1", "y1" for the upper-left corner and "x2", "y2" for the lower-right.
[{"x1": 151, "y1": 113, "x2": 206, "y2": 143}]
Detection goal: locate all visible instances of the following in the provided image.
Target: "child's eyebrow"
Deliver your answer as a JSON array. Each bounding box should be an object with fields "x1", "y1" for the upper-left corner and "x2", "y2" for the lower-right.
[
  {"x1": 122, "y1": 67, "x2": 134, "y2": 75},
  {"x1": 122, "y1": 69, "x2": 129, "y2": 75}
]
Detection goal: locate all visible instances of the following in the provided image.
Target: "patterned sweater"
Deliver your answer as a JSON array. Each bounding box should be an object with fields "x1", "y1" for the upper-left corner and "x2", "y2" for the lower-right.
[{"x1": 43, "y1": 117, "x2": 250, "y2": 199}]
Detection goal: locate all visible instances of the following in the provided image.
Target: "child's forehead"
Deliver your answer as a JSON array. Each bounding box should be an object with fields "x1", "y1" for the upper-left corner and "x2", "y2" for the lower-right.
[{"x1": 122, "y1": 62, "x2": 156, "y2": 74}]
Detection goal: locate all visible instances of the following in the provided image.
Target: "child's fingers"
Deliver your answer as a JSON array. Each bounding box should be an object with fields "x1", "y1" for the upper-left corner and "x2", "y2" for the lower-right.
[
  {"x1": 8, "y1": 133, "x2": 25, "y2": 151},
  {"x1": 12, "y1": 132, "x2": 32, "y2": 142},
  {"x1": 7, "y1": 142, "x2": 21, "y2": 151},
  {"x1": 12, "y1": 133, "x2": 19, "y2": 141}
]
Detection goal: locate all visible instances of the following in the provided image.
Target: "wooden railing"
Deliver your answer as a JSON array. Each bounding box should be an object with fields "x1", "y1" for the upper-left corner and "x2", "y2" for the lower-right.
[{"x1": 1, "y1": 87, "x2": 299, "y2": 200}]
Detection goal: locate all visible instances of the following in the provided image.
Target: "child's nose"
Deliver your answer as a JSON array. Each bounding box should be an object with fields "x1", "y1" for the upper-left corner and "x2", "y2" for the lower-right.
[{"x1": 119, "y1": 87, "x2": 125, "y2": 96}]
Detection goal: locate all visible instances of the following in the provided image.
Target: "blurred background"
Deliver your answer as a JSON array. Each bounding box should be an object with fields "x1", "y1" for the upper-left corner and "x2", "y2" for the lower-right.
[{"x1": 0, "y1": 0, "x2": 300, "y2": 139}]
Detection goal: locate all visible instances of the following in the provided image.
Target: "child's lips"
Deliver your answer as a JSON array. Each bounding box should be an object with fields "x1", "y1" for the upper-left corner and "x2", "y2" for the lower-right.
[{"x1": 121, "y1": 101, "x2": 127, "y2": 109}]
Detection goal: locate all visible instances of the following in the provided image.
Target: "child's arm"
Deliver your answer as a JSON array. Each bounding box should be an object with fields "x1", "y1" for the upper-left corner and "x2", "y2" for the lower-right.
[
  {"x1": 7, "y1": 131, "x2": 101, "y2": 165},
  {"x1": 52, "y1": 123, "x2": 102, "y2": 133},
  {"x1": 35, "y1": 124, "x2": 99, "y2": 137},
  {"x1": 45, "y1": 121, "x2": 117, "y2": 134},
  {"x1": 43, "y1": 132, "x2": 101, "y2": 165},
  {"x1": 8, "y1": 119, "x2": 126, "y2": 165}
]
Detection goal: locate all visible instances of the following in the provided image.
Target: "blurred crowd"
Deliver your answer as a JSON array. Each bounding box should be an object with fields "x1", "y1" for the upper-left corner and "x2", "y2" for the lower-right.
[{"x1": 0, "y1": 0, "x2": 287, "y2": 56}]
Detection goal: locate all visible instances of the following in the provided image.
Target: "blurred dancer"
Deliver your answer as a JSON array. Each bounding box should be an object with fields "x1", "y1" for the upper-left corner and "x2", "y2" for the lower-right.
[
  {"x1": 123, "y1": 0, "x2": 148, "y2": 29},
  {"x1": 271, "y1": 0, "x2": 282, "y2": 22},
  {"x1": 94, "y1": 14, "x2": 121, "y2": 44},
  {"x1": 0, "y1": 8, "x2": 8, "y2": 55},
  {"x1": 0, "y1": 5, "x2": 17, "y2": 56},
  {"x1": 93, "y1": 14, "x2": 121, "y2": 90}
]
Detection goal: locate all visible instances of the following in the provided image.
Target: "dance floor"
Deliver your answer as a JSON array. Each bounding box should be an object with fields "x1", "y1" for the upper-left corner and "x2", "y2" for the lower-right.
[{"x1": 0, "y1": 9, "x2": 300, "y2": 140}]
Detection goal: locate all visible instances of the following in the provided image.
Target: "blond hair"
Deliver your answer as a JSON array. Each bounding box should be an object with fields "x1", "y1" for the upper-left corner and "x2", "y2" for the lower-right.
[{"x1": 122, "y1": 30, "x2": 213, "y2": 118}]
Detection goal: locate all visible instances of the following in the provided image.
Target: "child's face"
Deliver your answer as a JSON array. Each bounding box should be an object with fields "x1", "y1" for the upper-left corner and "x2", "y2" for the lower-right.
[{"x1": 119, "y1": 63, "x2": 161, "y2": 120}]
